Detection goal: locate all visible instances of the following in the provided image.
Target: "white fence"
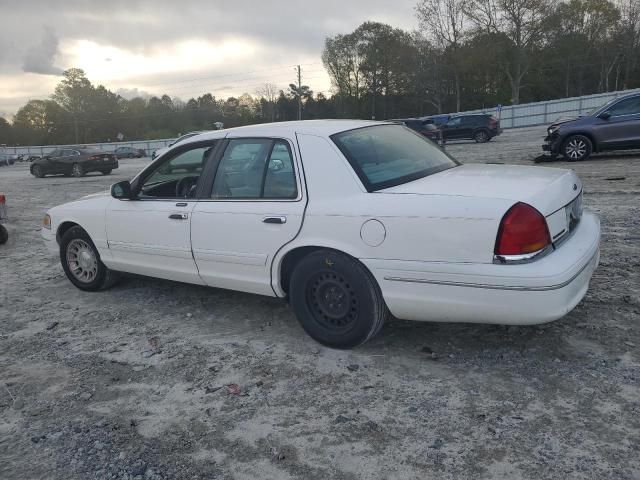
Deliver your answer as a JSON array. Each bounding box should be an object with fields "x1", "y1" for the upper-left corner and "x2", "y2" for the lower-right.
[
  {"x1": 1, "y1": 138, "x2": 176, "y2": 157},
  {"x1": 2, "y1": 88, "x2": 640, "y2": 155},
  {"x1": 454, "y1": 88, "x2": 640, "y2": 128}
]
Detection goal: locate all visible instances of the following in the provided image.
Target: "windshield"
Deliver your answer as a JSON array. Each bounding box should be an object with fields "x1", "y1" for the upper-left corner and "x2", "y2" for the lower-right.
[
  {"x1": 331, "y1": 124, "x2": 458, "y2": 191},
  {"x1": 588, "y1": 98, "x2": 617, "y2": 116}
]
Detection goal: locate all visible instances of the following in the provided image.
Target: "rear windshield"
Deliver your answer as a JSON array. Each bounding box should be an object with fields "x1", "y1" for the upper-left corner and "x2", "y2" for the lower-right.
[{"x1": 331, "y1": 124, "x2": 458, "y2": 191}]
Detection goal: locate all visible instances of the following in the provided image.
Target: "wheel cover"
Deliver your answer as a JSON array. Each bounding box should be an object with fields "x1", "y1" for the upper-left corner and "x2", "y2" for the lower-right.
[
  {"x1": 306, "y1": 271, "x2": 358, "y2": 331},
  {"x1": 73, "y1": 164, "x2": 81, "y2": 175},
  {"x1": 566, "y1": 139, "x2": 587, "y2": 159},
  {"x1": 66, "y1": 239, "x2": 98, "y2": 283},
  {"x1": 476, "y1": 131, "x2": 487, "y2": 141}
]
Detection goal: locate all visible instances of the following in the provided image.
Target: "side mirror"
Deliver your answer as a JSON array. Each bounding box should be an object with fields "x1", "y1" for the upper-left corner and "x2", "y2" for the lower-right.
[
  {"x1": 111, "y1": 180, "x2": 133, "y2": 200},
  {"x1": 599, "y1": 111, "x2": 611, "y2": 120}
]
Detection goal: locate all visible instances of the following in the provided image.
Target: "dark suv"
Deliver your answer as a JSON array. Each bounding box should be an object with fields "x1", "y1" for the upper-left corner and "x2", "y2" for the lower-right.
[
  {"x1": 440, "y1": 114, "x2": 501, "y2": 143},
  {"x1": 542, "y1": 92, "x2": 640, "y2": 161}
]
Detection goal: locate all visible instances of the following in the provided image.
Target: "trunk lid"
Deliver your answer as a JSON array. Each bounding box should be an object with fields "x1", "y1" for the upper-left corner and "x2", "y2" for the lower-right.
[{"x1": 381, "y1": 164, "x2": 581, "y2": 217}]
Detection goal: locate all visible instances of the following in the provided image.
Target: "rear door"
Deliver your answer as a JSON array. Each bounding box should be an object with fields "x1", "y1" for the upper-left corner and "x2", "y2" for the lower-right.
[
  {"x1": 191, "y1": 137, "x2": 305, "y2": 296},
  {"x1": 596, "y1": 96, "x2": 640, "y2": 149}
]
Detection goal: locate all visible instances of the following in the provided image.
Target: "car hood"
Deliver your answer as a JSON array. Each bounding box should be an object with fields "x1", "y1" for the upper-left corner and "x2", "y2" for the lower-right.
[
  {"x1": 79, "y1": 190, "x2": 111, "y2": 201},
  {"x1": 380, "y1": 164, "x2": 581, "y2": 216}
]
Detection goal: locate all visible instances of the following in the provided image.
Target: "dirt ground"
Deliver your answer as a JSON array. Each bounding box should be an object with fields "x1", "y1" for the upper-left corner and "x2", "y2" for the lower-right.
[{"x1": 1, "y1": 127, "x2": 639, "y2": 480}]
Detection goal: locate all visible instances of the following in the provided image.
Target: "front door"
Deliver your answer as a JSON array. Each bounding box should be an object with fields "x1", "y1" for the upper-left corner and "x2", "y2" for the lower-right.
[
  {"x1": 104, "y1": 141, "x2": 218, "y2": 284},
  {"x1": 191, "y1": 137, "x2": 305, "y2": 296},
  {"x1": 596, "y1": 96, "x2": 640, "y2": 149}
]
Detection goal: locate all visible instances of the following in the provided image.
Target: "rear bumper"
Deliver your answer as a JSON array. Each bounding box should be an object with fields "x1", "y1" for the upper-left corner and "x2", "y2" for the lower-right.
[{"x1": 363, "y1": 211, "x2": 600, "y2": 325}]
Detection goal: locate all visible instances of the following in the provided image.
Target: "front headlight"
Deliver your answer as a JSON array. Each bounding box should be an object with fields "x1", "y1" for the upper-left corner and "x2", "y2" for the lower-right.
[
  {"x1": 43, "y1": 214, "x2": 51, "y2": 230},
  {"x1": 547, "y1": 125, "x2": 559, "y2": 136}
]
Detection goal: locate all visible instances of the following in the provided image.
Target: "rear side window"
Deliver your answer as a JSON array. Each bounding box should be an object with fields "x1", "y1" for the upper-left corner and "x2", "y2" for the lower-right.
[
  {"x1": 211, "y1": 139, "x2": 297, "y2": 199},
  {"x1": 331, "y1": 125, "x2": 458, "y2": 191}
]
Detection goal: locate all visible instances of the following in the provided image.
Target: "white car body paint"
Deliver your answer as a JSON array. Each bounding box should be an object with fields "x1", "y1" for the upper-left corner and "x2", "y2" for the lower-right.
[{"x1": 43, "y1": 120, "x2": 600, "y2": 326}]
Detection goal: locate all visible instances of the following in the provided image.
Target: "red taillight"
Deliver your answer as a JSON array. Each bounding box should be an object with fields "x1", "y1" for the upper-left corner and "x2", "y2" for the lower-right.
[
  {"x1": 89, "y1": 155, "x2": 98, "y2": 160},
  {"x1": 0, "y1": 194, "x2": 5, "y2": 205},
  {"x1": 495, "y1": 202, "x2": 550, "y2": 256}
]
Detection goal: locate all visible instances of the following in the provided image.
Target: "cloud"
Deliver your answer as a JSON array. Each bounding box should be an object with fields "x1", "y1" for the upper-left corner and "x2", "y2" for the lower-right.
[
  {"x1": 116, "y1": 87, "x2": 152, "y2": 100},
  {"x1": 22, "y1": 26, "x2": 64, "y2": 75}
]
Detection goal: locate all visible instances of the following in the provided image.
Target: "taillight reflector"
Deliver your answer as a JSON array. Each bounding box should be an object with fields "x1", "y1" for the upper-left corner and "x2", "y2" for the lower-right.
[{"x1": 495, "y1": 202, "x2": 550, "y2": 256}]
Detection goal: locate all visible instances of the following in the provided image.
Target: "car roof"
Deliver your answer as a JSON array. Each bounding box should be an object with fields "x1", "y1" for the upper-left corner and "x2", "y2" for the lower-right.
[{"x1": 190, "y1": 120, "x2": 394, "y2": 144}]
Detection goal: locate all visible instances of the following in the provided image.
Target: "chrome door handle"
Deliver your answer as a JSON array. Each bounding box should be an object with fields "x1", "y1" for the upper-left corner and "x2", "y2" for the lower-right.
[
  {"x1": 169, "y1": 213, "x2": 189, "y2": 220},
  {"x1": 263, "y1": 216, "x2": 286, "y2": 224}
]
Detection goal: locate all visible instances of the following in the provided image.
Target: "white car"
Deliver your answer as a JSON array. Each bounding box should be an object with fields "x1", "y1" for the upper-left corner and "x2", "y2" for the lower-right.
[{"x1": 42, "y1": 120, "x2": 600, "y2": 348}]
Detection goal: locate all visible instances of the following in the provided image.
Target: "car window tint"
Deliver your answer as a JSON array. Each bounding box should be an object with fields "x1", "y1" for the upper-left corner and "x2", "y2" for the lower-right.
[
  {"x1": 447, "y1": 118, "x2": 462, "y2": 127},
  {"x1": 332, "y1": 124, "x2": 458, "y2": 191},
  {"x1": 607, "y1": 97, "x2": 640, "y2": 116},
  {"x1": 263, "y1": 141, "x2": 297, "y2": 199},
  {"x1": 141, "y1": 145, "x2": 213, "y2": 198},
  {"x1": 211, "y1": 139, "x2": 272, "y2": 199}
]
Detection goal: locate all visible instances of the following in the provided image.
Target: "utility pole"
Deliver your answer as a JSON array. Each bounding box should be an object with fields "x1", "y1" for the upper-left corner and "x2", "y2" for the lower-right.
[{"x1": 296, "y1": 65, "x2": 302, "y2": 121}]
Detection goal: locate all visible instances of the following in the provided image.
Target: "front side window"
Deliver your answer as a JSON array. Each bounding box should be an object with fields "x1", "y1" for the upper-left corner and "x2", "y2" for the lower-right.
[
  {"x1": 211, "y1": 139, "x2": 297, "y2": 199},
  {"x1": 331, "y1": 124, "x2": 458, "y2": 191},
  {"x1": 141, "y1": 143, "x2": 215, "y2": 198},
  {"x1": 446, "y1": 117, "x2": 462, "y2": 128},
  {"x1": 607, "y1": 97, "x2": 640, "y2": 116}
]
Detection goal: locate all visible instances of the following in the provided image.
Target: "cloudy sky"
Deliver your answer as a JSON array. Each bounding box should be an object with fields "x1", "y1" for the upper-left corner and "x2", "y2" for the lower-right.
[{"x1": 0, "y1": 0, "x2": 417, "y2": 118}]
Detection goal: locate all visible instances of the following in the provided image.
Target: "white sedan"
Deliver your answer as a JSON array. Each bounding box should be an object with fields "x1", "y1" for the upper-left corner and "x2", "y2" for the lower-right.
[{"x1": 42, "y1": 120, "x2": 600, "y2": 348}]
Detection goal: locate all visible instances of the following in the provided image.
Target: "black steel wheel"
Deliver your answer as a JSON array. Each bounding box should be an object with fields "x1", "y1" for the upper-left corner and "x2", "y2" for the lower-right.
[{"x1": 289, "y1": 250, "x2": 388, "y2": 349}]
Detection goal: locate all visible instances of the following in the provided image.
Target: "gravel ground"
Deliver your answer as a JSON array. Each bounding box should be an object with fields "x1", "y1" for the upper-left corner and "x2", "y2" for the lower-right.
[{"x1": 1, "y1": 127, "x2": 639, "y2": 480}]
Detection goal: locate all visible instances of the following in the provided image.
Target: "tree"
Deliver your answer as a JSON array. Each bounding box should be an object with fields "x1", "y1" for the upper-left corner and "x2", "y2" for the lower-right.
[
  {"x1": 416, "y1": 0, "x2": 468, "y2": 110},
  {"x1": 256, "y1": 83, "x2": 279, "y2": 121},
  {"x1": 466, "y1": 0, "x2": 551, "y2": 103}
]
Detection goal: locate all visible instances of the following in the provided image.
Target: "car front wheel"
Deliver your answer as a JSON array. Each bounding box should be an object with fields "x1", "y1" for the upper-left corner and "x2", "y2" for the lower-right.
[
  {"x1": 562, "y1": 135, "x2": 592, "y2": 161},
  {"x1": 32, "y1": 165, "x2": 45, "y2": 178},
  {"x1": 289, "y1": 250, "x2": 388, "y2": 349},
  {"x1": 100, "y1": 169, "x2": 112, "y2": 175},
  {"x1": 60, "y1": 226, "x2": 119, "y2": 291}
]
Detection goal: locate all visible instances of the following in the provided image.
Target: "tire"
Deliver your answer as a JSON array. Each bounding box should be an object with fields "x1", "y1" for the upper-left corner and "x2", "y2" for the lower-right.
[
  {"x1": 289, "y1": 250, "x2": 388, "y2": 349},
  {"x1": 0, "y1": 225, "x2": 8, "y2": 245},
  {"x1": 100, "y1": 169, "x2": 112, "y2": 175},
  {"x1": 473, "y1": 129, "x2": 490, "y2": 143},
  {"x1": 562, "y1": 135, "x2": 592, "y2": 161},
  {"x1": 32, "y1": 165, "x2": 44, "y2": 178},
  {"x1": 60, "y1": 226, "x2": 119, "y2": 291},
  {"x1": 71, "y1": 163, "x2": 84, "y2": 177}
]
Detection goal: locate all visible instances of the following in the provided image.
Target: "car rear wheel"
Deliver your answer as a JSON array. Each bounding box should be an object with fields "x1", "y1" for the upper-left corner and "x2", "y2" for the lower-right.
[
  {"x1": 32, "y1": 165, "x2": 44, "y2": 178},
  {"x1": 0, "y1": 225, "x2": 8, "y2": 245},
  {"x1": 60, "y1": 226, "x2": 119, "y2": 291},
  {"x1": 71, "y1": 163, "x2": 84, "y2": 177},
  {"x1": 100, "y1": 169, "x2": 112, "y2": 175},
  {"x1": 473, "y1": 129, "x2": 490, "y2": 143},
  {"x1": 562, "y1": 135, "x2": 592, "y2": 161},
  {"x1": 289, "y1": 250, "x2": 388, "y2": 349}
]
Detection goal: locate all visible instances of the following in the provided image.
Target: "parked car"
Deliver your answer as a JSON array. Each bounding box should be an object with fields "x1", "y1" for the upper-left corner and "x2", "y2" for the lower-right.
[
  {"x1": 0, "y1": 153, "x2": 18, "y2": 166},
  {"x1": 42, "y1": 120, "x2": 600, "y2": 349},
  {"x1": 30, "y1": 147, "x2": 118, "y2": 178},
  {"x1": 152, "y1": 132, "x2": 205, "y2": 159},
  {"x1": 394, "y1": 118, "x2": 442, "y2": 142},
  {"x1": 542, "y1": 92, "x2": 640, "y2": 161},
  {"x1": 440, "y1": 114, "x2": 502, "y2": 143},
  {"x1": 114, "y1": 146, "x2": 146, "y2": 159}
]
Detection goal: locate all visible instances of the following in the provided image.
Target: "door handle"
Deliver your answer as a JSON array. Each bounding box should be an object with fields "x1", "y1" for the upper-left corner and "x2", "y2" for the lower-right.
[
  {"x1": 169, "y1": 213, "x2": 189, "y2": 220},
  {"x1": 263, "y1": 216, "x2": 286, "y2": 224},
  {"x1": 175, "y1": 202, "x2": 188, "y2": 207}
]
